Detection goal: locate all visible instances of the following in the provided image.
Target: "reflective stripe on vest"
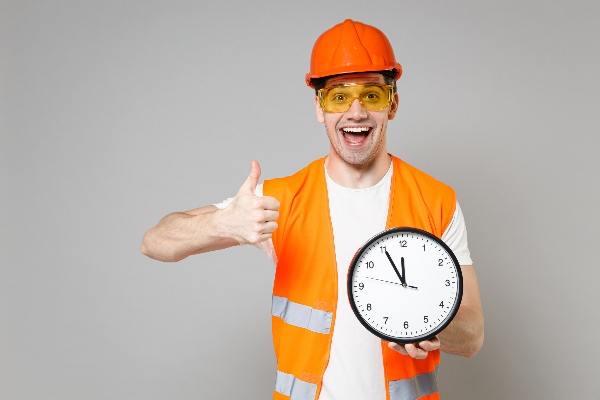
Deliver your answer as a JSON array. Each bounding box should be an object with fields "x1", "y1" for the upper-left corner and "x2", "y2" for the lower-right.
[
  {"x1": 389, "y1": 365, "x2": 439, "y2": 400},
  {"x1": 272, "y1": 295, "x2": 332, "y2": 334},
  {"x1": 275, "y1": 370, "x2": 318, "y2": 400}
]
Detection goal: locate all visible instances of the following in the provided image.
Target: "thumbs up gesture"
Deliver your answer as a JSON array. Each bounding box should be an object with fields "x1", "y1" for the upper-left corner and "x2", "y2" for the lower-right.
[{"x1": 221, "y1": 160, "x2": 280, "y2": 245}]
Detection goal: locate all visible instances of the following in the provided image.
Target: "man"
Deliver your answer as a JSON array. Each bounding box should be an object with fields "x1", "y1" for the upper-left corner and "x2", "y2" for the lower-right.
[{"x1": 141, "y1": 19, "x2": 483, "y2": 400}]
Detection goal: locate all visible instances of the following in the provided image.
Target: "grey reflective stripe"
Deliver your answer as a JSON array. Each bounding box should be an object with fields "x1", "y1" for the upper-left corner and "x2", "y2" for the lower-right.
[
  {"x1": 272, "y1": 296, "x2": 332, "y2": 334},
  {"x1": 275, "y1": 370, "x2": 317, "y2": 400},
  {"x1": 389, "y1": 365, "x2": 439, "y2": 400}
]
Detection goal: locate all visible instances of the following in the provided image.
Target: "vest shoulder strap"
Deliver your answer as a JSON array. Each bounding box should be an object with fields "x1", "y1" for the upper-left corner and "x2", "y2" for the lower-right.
[{"x1": 388, "y1": 156, "x2": 456, "y2": 237}]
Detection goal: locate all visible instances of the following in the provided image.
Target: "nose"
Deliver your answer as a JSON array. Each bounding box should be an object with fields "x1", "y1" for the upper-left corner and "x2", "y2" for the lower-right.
[{"x1": 345, "y1": 98, "x2": 368, "y2": 120}]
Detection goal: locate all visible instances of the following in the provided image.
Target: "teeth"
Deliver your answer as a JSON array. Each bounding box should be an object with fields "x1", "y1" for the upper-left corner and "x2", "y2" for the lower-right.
[{"x1": 342, "y1": 127, "x2": 370, "y2": 133}]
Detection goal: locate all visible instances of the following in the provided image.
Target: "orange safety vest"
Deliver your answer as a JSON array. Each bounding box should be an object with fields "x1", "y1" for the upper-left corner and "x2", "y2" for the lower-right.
[{"x1": 263, "y1": 155, "x2": 456, "y2": 400}]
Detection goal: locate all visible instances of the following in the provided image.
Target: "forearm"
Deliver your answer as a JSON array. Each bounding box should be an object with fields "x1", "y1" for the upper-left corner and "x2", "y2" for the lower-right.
[
  {"x1": 438, "y1": 304, "x2": 484, "y2": 357},
  {"x1": 140, "y1": 207, "x2": 238, "y2": 262},
  {"x1": 438, "y1": 265, "x2": 484, "y2": 357}
]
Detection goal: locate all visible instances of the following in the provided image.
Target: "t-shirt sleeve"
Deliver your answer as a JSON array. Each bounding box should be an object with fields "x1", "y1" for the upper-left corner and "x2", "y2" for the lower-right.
[
  {"x1": 441, "y1": 201, "x2": 473, "y2": 266},
  {"x1": 212, "y1": 184, "x2": 277, "y2": 266}
]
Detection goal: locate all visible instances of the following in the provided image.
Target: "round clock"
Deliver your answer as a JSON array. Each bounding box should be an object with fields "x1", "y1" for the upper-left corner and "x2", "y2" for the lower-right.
[{"x1": 347, "y1": 227, "x2": 463, "y2": 344}]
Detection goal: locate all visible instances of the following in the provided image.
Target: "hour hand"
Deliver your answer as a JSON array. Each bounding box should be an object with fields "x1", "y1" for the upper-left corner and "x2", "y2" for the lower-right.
[
  {"x1": 384, "y1": 250, "x2": 406, "y2": 285},
  {"x1": 399, "y1": 257, "x2": 417, "y2": 288},
  {"x1": 401, "y1": 257, "x2": 406, "y2": 285}
]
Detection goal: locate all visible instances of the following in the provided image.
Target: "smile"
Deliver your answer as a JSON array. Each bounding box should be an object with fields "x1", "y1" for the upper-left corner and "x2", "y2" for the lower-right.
[{"x1": 340, "y1": 126, "x2": 372, "y2": 145}]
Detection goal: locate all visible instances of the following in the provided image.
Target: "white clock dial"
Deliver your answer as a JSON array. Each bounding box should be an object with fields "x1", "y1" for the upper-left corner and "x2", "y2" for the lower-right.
[{"x1": 348, "y1": 227, "x2": 462, "y2": 343}]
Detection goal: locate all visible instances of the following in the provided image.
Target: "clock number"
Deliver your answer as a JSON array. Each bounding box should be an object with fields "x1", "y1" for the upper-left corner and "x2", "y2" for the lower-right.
[
  {"x1": 380, "y1": 246, "x2": 386, "y2": 253},
  {"x1": 404, "y1": 321, "x2": 409, "y2": 329},
  {"x1": 367, "y1": 303, "x2": 372, "y2": 311},
  {"x1": 422, "y1": 244, "x2": 426, "y2": 251},
  {"x1": 438, "y1": 259, "x2": 443, "y2": 266},
  {"x1": 399, "y1": 240, "x2": 407, "y2": 247},
  {"x1": 424, "y1": 316, "x2": 428, "y2": 323},
  {"x1": 439, "y1": 301, "x2": 444, "y2": 308},
  {"x1": 445, "y1": 280, "x2": 450, "y2": 286},
  {"x1": 383, "y1": 317, "x2": 388, "y2": 324},
  {"x1": 366, "y1": 261, "x2": 374, "y2": 269},
  {"x1": 358, "y1": 282, "x2": 364, "y2": 290}
]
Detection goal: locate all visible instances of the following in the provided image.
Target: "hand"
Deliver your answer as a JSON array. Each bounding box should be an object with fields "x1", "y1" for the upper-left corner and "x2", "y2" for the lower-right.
[
  {"x1": 388, "y1": 336, "x2": 440, "y2": 359},
  {"x1": 219, "y1": 160, "x2": 280, "y2": 245}
]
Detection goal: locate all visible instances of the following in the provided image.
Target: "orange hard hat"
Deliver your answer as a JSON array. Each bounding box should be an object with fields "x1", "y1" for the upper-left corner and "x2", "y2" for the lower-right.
[{"x1": 306, "y1": 19, "x2": 402, "y2": 88}]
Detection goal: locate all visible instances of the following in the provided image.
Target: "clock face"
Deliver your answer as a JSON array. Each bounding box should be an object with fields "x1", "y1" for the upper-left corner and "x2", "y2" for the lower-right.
[{"x1": 348, "y1": 227, "x2": 463, "y2": 343}]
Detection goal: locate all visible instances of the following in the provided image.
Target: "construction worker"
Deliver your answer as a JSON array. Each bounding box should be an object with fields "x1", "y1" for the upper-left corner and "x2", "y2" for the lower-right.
[{"x1": 141, "y1": 19, "x2": 484, "y2": 400}]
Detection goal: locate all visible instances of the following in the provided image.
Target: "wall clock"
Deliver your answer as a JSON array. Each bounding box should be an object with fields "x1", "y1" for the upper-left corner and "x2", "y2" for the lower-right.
[{"x1": 347, "y1": 227, "x2": 463, "y2": 343}]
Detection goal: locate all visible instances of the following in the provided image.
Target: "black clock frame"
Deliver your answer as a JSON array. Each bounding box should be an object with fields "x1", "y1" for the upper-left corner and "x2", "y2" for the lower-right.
[{"x1": 347, "y1": 226, "x2": 463, "y2": 344}]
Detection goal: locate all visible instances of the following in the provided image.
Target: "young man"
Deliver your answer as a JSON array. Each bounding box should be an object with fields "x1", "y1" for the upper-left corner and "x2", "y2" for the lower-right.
[{"x1": 141, "y1": 19, "x2": 483, "y2": 400}]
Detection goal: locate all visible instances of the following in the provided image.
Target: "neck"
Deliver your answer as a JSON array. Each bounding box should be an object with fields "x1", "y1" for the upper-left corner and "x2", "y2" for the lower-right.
[{"x1": 325, "y1": 152, "x2": 392, "y2": 189}]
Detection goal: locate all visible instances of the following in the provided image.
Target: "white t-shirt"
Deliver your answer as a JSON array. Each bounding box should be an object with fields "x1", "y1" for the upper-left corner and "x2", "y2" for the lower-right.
[{"x1": 214, "y1": 163, "x2": 472, "y2": 400}]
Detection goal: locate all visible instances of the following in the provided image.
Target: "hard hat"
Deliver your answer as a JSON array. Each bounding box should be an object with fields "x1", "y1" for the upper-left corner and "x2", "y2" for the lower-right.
[{"x1": 306, "y1": 19, "x2": 402, "y2": 88}]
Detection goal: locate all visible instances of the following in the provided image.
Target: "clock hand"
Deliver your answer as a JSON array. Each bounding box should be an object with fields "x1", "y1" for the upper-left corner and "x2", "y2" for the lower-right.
[
  {"x1": 366, "y1": 276, "x2": 401, "y2": 285},
  {"x1": 365, "y1": 276, "x2": 417, "y2": 289},
  {"x1": 401, "y1": 257, "x2": 406, "y2": 285},
  {"x1": 384, "y1": 250, "x2": 406, "y2": 285},
  {"x1": 399, "y1": 257, "x2": 418, "y2": 288}
]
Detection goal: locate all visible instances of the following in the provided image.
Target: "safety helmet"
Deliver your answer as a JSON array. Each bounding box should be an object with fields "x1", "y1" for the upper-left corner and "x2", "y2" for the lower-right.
[{"x1": 305, "y1": 19, "x2": 402, "y2": 88}]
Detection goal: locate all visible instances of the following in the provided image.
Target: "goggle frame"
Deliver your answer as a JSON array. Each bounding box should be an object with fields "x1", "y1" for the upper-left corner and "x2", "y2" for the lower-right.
[{"x1": 318, "y1": 83, "x2": 395, "y2": 113}]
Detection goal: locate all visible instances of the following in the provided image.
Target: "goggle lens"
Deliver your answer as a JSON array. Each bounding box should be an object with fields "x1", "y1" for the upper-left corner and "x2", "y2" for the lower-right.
[{"x1": 318, "y1": 84, "x2": 394, "y2": 113}]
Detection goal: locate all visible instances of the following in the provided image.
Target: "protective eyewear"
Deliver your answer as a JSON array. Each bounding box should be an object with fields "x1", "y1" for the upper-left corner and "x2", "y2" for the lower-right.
[{"x1": 318, "y1": 84, "x2": 395, "y2": 113}]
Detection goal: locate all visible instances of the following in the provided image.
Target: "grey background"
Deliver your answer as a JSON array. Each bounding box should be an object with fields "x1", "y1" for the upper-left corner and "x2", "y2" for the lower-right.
[{"x1": 1, "y1": 0, "x2": 599, "y2": 399}]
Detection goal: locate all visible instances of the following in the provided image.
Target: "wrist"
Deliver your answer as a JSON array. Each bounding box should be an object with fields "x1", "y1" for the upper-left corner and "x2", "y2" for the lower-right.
[{"x1": 207, "y1": 206, "x2": 239, "y2": 243}]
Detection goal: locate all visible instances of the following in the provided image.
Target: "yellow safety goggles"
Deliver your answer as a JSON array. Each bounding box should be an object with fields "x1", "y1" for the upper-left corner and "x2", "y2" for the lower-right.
[{"x1": 318, "y1": 84, "x2": 394, "y2": 113}]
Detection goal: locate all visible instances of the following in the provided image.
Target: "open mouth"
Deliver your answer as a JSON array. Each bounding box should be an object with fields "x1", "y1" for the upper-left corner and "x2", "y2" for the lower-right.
[{"x1": 340, "y1": 126, "x2": 372, "y2": 145}]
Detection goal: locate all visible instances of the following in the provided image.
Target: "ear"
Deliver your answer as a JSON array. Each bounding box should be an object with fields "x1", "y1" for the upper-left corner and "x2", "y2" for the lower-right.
[
  {"x1": 314, "y1": 96, "x2": 325, "y2": 123},
  {"x1": 388, "y1": 92, "x2": 399, "y2": 121}
]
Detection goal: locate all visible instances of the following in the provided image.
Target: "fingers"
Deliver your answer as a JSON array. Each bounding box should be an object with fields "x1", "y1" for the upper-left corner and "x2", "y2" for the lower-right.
[
  {"x1": 419, "y1": 336, "x2": 440, "y2": 352},
  {"x1": 260, "y1": 221, "x2": 278, "y2": 235},
  {"x1": 388, "y1": 342, "x2": 408, "y2": 356},
  {"x1": 225, "y1": 197, "x2": 279, "y2": 245},
  {"x1": 261, "y1": 195, "x2": 280, "y2": 211},
  {"x1": 258, "y1": 232, "x2": 273, "y2": 242},
  {"x1": 245, "y1": 198, "x2": 279, "y2": 219},
  {"x1": 388, "y1": 336, "x2": 440, "y2": 360},
  {"x1": 404, "y1": 343, "x2": 429, "y2": 359},
  {"x1": 388, "y1": 342, "x2": 427, "y2": 359},
  {"x1": 261, "y1": 209, "x2": 279, "y2": 222},
  {"x1": 238, "y1": 160, "x2": 261, "y2": 195},
  {"x1": 225, "y1": 161, "x2": 281, "y2": 245},
  {"x1": 244, "y1": 224, "x2": 277, "y2": 245}
]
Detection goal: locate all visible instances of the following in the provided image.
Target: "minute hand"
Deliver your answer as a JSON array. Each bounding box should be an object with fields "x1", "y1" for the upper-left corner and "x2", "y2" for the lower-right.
[{"x1": 384, "y1": 250, "x2": 406, "y2": 285}]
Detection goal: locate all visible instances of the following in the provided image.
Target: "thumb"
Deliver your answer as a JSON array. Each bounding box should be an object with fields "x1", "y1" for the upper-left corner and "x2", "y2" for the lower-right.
[{"x1": 237, "y1": 160, "x2": 261, "y2": 195}]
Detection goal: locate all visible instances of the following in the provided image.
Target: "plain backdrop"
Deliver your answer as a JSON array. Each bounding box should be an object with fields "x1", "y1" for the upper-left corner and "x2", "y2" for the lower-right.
[{"x1": 1, "y1": 1, "x2": 599, "y2": 399}]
